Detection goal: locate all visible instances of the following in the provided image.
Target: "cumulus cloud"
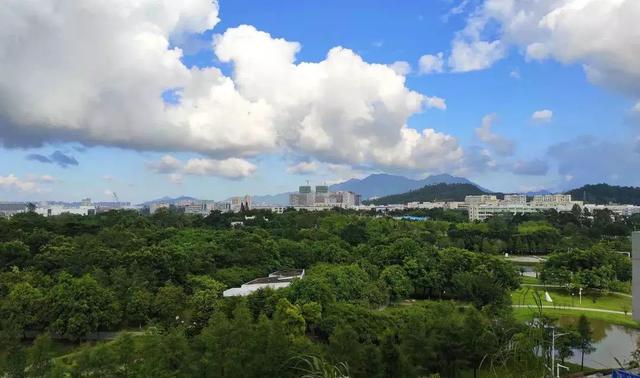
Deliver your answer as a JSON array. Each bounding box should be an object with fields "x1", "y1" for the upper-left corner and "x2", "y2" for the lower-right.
[
  {"x1": 184, "y1": 158, "x2": 256, "y2": 179},
  {"x1": 26, "y1": 151, "x2": 78, "y2": 168},
  {"x1": 0, "y1": 2, "x2": 463, "y2": 174},
  {"x1": 513, "y1": 159, "x2": 549, "y2": 176},
  {"x1": 146, "y1": 155, "x2": 182, "y2": 174},
  {"x1": 146, "y1": 155, "x2": 256, "y2": 180},
  {"x1": 213, "y1": 25, "x2": 461, "y2": 171},
  {"x1": 475, "y1": 114, "x2": 515, "y2": 156},
  {"x1": 532, "y1": 109, "x2": 553, "y2": 123},
  {"x1": 424, "y1": 96, "x2": 447, "y2": 110},
  {"x1": 287, "y1": 161, "x2": 319, "y2": 175},
  {"x1": 418, "y1": 53, "x2": 445, "y2": 74},
  {"x1": 388, "y1": 61, "x2": 412, "y2": 76},
  {"x1": 451, "y1": 0, "x2": 640, "y2": 96},
  {"x1": 449, "y1": 40, "x2": 505, "y2": 72},
  {"x1": 0, "y1": 174, "x2": 53, "y2": 193}
]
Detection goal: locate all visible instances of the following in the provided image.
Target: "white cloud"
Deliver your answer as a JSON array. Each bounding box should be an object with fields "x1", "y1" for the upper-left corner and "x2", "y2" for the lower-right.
[
  {"x1": 451, "y1": 0, "x2": 640, "y2": 96},
  {"x1": 37, "y1": 175, "x2": 56, "y2": 183},
  {"x1": 0, "y1": 174, "x2": 49, "y2": 193},
  {"x1": 633, "y1": 102, "x2": 640, "y2": 113},
  {"x1": 449, "y1": 40, "x2": 505, "y2": 72},
  {"x1": 418, "y1": 53, "x2": 445, "y2": 74},
  {"x1": 168, "y1": 173, "x2": 183, "y2": 185},
  {"x1": 146, "y1": 155, "x2": 256, "y2": 180},
  {"x1": 509, "y1": 69, "x2": 521, "y2": 79},
  {"x1": 146, "y1": 155, "x2": 182, "y2": 174},
  {"x1": 184, "y1": 158, "x2": 256, "y2": 179},
  {"x1": 213, "y1": 25, "x2": 462, "y2": 171},
  {"x1": 287, "y1": 161, "x2": 319, "y2": 175},
  {"x1": 424, "y1": 96, "x2": 447, "y2": 110},
  {"x1": 388, "y1": 61, "x2": 411, "y2": 76},
  {"x1": 0, "y1": 3, "x2": 463, "y2": 174},
  {"x1": 475, "y1": 114, "x2": 515, "y2": 156},
  {"x1": 532, "y1": 109, "x2": 553, "y2": 123}
]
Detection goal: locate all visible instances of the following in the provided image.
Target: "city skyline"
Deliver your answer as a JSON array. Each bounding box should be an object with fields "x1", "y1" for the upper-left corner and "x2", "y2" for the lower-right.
[{"x1": 2, "y1": 0, "x2": 640, "y2": 203}]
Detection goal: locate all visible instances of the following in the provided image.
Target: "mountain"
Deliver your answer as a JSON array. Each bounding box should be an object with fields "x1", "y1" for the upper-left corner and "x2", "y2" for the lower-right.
[
  {"x1": 329, "y1": 173, "x2": 485, "y2": 199},
  {"x1": 363, "y1": 183, "x2": 487, "y2": 205},
  {"x1": 565, "y1": 183, "x2": 640, "y2": 205},
  {"x1": 251, "y1": 192, "x2": 291, "y2": 206},
  {"x1": 139, "y1": 196, "x2": 199, "y2": 206}
]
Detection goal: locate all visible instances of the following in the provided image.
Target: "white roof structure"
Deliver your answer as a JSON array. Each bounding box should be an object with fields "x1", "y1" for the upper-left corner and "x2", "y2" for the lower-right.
[{"x1": 222, "y1": 269, "x2": 305, "y2": 297}]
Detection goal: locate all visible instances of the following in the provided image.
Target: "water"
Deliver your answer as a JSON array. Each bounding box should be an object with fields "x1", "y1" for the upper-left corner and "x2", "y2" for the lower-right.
[{"x1": 557, "y1": 317, "x2": 639, "y2": 369}]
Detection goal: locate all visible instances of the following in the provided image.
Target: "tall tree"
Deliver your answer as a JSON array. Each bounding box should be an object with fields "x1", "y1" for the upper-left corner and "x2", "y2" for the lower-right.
[{"x1": 576, "y1": 315, "x2": 595, "y2": 370}]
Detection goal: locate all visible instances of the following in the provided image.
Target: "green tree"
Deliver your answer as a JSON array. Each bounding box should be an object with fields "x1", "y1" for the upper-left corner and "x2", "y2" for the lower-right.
[
  {"x1": 47, "y1": 274, "x2": 120, "y2": 340},
  {"x1": 27, "y1": 333, "x2": 55, "y2": 377},
  {"x1": 576, "y1": 315, "x2": 595, "y2": 370},
  {"x1": 380, "y1": 265, "x2": 412, "y2": 302}
]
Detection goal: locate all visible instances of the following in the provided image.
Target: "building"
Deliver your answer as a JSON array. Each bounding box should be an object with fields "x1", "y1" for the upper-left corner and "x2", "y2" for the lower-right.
[
  {"x1": 0, "y1": 203, "x2": 28, "y2": 218},
  {"x1": 464, "y1": 195, "x2": 499, "y2": 206},
  {"x1": 149, "y1": 202, "x2": 170, "y2": 214},
  {"x1": 229, "y1": 195, "x2": 252, "y2": 212},
  {"x1": 35, "y1": 203, "x2": 96, "y2": 217},
  {"x1": 467, "y1": 194, "x2": 583, "y2": 221},
  {"x1": 223, "y1": 269, "x2": 305, "y2": 297},
  {"x1": 531, "y1": 194, "x2": 572, "y2": 206},
  {"x1": 80, "y1": 198, "x2": 92, "y2": 206},
  {"x1": 503, "y1": 194, "x2": 527, "y2": 205},
  {"x1": 289, "y1": 185, "x2": 360, "y2": 209}
]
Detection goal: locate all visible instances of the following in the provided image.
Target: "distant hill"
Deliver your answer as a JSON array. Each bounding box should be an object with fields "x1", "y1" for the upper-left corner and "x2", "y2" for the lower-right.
[
  {"x1": 329, "y1": 173, "x2": 486, "y2": 199},
  {"x1": 250, "y1": 192, "x2": 291, "y2": 206},
  {"x1": 139, "y1": 196, "x2": 199, "y2": 206},
  {"x1": 363, "y1": 183, "x2": 487, "y2": 205},
  {"x1": 565, "y1": 183, "x2": 640, "y2": 205}
]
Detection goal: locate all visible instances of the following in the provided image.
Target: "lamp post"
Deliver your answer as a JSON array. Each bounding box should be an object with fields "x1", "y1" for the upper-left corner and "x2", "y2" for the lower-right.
[{"x1": 546, "y1": 326, "x2": 569, "y2": 378}]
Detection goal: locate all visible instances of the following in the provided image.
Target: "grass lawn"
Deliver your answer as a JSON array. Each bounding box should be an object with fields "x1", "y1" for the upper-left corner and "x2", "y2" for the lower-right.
[
  {"x1": 511, "y1": 286, "x2": 632, "y2": 313},
  {"x1": 512, "y1": 306, "x2": 640, "y2": 329},
  {"x1": 520, "y1": 276, "x2": 541, "y2": 285}
]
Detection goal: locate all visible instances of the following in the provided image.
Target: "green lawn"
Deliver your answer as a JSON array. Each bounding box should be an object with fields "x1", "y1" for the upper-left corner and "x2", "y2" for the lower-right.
[
  {"x1": 520, "y1": 276, "x2": 541, "y2": 285},
  {"x1": 512, "y1": 307, "x2": 640, "y2": 329},
  {"x1": 511, "y1": 286, "x2": 632, "y2": 313}
]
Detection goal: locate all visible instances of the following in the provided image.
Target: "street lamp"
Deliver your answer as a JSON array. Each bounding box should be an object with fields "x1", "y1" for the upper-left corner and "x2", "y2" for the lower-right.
[{"x1": 545, "y1": 325, "x2": 570, "y2": 378}]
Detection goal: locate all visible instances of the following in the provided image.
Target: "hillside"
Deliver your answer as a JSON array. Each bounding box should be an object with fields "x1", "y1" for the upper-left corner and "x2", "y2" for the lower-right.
[
  {"x1": 251, "y1": 173, "x2": 485, "y2": 205},
  {"x1": 565, "y1": 183, "x2": 640, "y2": 205},
  {"x1": 363, "y1": 183, "x2": 487, "y2": 205},
  {"x1": 329, "y1": 173, "x2": 483, "y2": 199}
]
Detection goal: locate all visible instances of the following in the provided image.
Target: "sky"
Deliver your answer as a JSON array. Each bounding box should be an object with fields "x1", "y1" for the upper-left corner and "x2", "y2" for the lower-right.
[{"x1": 1, "y1": 0, "x2": 640, "y2": 203}]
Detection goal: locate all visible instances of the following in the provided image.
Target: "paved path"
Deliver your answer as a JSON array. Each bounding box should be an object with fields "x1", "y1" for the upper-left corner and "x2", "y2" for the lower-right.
[
  {"x1": 519, "y1": 284, "x2": 633, "y2": 298},
  {"x1": 512, "y1": 304, "x2": 630, "y2": 315}
]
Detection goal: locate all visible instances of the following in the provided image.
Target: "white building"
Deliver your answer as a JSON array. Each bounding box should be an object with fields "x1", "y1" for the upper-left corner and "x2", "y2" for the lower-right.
[
  {"x1": 468, "y1": 194, "x2": 583, "y2": 221},
  {"x1": 0, "y1": 203, "x2": 28, "y2": 218},
  {"x1": 584, "y1": 204, "x2": 640, "y2": 217},
  {"x1": 223, "y1": 269, "x2": 305, "y2": 297},
  {"x1": 289, "y1": 185, "x2": 360, "y2": 209},
  {"x1": 464, "y1": 195, "x2": 499, "y2": 206},
  {"x1": 36, "y1": 204, "x2": 96, "y2": 217}
]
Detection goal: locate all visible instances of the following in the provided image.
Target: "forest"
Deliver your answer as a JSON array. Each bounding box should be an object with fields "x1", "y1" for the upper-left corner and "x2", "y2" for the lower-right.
[{"x1": 0, "y1": 205, "x2": 636, "y2": 377}]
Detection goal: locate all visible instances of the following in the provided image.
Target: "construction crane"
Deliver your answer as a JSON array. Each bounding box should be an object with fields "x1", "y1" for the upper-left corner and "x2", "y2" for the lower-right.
[{"x1": 112, "y1": 192, "x2": 121, "y2": 208}]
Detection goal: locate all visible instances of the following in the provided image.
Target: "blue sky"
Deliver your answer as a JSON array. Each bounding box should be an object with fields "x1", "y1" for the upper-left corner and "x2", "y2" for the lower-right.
[{"x1": 1, "y1": 0, "x2": 639, "y2": 202}]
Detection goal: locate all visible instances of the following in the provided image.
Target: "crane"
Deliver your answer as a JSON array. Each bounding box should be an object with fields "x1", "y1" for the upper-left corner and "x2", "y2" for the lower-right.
[{"x1": 112, "y1": 192, "x2": 120, "y2": 207}]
